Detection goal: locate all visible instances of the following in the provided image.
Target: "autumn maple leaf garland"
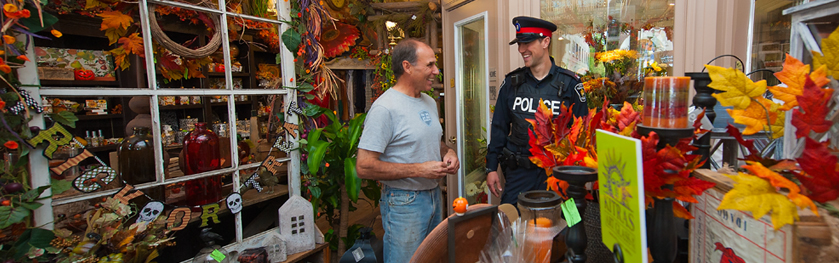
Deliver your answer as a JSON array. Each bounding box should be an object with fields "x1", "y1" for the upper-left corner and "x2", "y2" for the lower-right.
[{"x1": 709, "y1": 26, "x2": 839, "y2": 230}]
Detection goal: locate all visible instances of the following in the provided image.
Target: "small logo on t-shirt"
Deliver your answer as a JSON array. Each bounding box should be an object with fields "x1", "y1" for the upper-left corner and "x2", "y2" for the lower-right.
[{"x1": 419, "y1": 110, "x2": 432, "y2": 126}]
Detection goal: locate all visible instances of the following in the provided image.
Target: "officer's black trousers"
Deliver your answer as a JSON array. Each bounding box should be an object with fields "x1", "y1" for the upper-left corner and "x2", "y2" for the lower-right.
[{"x1": 500, "y1": 164, "x2": 549, "y2": 205}]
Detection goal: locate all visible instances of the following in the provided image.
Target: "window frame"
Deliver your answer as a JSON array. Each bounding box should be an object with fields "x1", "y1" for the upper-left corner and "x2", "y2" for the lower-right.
[{"x1": 24, "y1": 0, "x2": 300, "y2": 249}]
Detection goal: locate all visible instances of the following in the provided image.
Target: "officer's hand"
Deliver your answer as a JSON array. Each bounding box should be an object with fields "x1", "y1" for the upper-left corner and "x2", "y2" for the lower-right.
[
  {"x1": 418, "y1": 161, "x2": 449, "y2": 179},
  {"x1": 442, "y1": 152, "x2": 459, "y2": 174},
  {"x1": 487, "y1": 171, "x2": 502, "y2": 197}
]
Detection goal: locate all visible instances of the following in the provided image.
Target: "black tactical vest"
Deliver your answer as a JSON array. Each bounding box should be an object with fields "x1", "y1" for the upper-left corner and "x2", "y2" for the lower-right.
[{"x1": 505, "y1": 68, "x2": 581, "y2": 149}]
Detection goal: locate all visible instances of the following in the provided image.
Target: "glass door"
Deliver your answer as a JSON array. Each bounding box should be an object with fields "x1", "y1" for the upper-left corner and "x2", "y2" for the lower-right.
[{"x1": 454, "y1": 13, "x2": 490, "y2": 204}]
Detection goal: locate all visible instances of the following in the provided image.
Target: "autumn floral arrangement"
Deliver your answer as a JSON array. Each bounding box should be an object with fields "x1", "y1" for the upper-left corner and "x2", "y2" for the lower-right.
[
  {"x1": 706, "y1": 26, "x2": 839, "y2": 230},
  {"x1": 527, "y1": 99, "x2": 714, "y2": 219},
  {"x1": 583, "y1": 49, "x2": 645, "y2": 109}
]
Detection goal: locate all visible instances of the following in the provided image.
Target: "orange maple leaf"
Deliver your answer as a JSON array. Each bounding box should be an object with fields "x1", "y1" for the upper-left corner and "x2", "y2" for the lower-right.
[
  {"x1": 743, "y1": 162, "x2": 817, "y2": 214},
  {"x1": 118, "y1": 33, "x2": 144, "y2": 57},
  {"x1": 726, "y1": 97, "x2": 781, "y2": 136},
  {"x1": 673, "y1": 202, "x2": 694, "y2": 220},
  {"x1": 98, "y1": 11, "x2": 133, "y2": 44},
  {"x1": 771, "y1": 55, "x2": 831, "y2": 110},
  {"x1": 547, "y1": 176, "x2": 570, "y2": 199}
]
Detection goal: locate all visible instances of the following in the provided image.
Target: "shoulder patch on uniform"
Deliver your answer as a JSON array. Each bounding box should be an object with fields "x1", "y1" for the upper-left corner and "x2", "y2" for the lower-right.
[{"x1": 574, "y1": 83, "x2": 586, "y2": 102}]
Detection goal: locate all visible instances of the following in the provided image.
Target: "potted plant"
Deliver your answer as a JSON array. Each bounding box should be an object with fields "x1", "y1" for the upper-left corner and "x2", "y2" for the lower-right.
[{"x1": 300, "y1": 105, "x2": 380, "y2": 257}]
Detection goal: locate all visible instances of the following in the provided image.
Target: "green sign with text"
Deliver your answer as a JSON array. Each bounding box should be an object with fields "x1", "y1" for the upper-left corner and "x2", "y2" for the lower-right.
[{"x1": 596, "y1": 130, "x2": 648, "y2": 263}]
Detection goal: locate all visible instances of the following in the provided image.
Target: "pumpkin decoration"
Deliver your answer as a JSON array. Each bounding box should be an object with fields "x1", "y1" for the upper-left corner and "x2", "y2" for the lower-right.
[
  {"x1": 74, "y1": 69, "x2": 95, "y2": 81},
  {"x1": 215, "y1": 64, "x2": 225, "y2": 73},
  {"x1": 452, "y1": 197, "x2": 468, "y2": 216}
]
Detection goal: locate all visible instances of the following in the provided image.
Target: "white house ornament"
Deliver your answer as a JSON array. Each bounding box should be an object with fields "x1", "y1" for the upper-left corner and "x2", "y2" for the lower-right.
[
  {"x1": 278, "y1": 195, "x2": 315, "y2": 255},
  {"x1": 136, "y1": 201, "x2": 164, "y2": 223},
  {"x1": 226, "y1": 193, "x2": 243, "y2": 214}
]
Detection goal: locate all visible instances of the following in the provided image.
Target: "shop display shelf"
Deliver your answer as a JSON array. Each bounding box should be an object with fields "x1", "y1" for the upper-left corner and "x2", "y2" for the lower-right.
[
  {"x1": 75, "y1": 114, "x2": 123, "y2": 120},
  {"x1": 40, "y1": 79, "x2": 120, "y2": 87},
  {"x1": 86, "y1": 144, "x2": 118, "y2": 153},
  {"x1": 206, "y1": 72, "x2": 251, "y2": 77}
]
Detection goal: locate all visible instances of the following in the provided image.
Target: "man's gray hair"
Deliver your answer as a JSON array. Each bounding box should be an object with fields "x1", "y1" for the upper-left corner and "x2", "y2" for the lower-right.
[{"x1": 391, "y1": 39, "x2": 425, "y2": 80}]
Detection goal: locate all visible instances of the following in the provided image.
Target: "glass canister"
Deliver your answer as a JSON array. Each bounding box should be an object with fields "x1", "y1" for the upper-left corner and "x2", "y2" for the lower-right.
[
  {"x1": 183, "y1": 122, "x2": 222, "y2": 206},
  {"x1": 118, "y1": 127, "x2": 164, "y2": 201},
  {"x1": 517, "y1": 190, "x2": 563, "y2": 263},
  {"x1": 642, "y1": 77, "x2": 692, "y2": 128}
]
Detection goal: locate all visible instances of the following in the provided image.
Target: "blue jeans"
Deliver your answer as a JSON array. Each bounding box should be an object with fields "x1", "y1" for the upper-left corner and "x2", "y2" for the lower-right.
[{"x1": 380, "y1": 185, "x2": 443, "y2": 263}]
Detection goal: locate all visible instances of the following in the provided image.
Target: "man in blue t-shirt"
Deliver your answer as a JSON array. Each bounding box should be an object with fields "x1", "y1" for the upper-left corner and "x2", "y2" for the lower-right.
[{"x1": 356, "y1": 39, "x2": 459, "y2": 263}]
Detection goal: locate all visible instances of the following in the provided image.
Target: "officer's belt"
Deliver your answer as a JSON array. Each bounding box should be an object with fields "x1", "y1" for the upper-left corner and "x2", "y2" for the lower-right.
[{"x1": 501, "y1": 147, "x2": 537, "y2": 170}]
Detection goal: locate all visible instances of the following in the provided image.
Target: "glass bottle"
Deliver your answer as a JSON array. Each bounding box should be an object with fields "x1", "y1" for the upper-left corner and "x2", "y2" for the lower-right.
[
  {"x1": 118, "y1": 127, "x2": 163, "y2": 201},
  {"x1": 183, "y1": 122, "x2": 222, "y2": 206}
]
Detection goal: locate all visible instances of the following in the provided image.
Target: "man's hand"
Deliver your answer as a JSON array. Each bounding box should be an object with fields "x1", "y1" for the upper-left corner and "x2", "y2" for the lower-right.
[
  {"x1": 442, "y1": 150, "x2": 459, "y2": 174},
  {"x1": 419, "y1": 161, "x2": 449, "y2": 179},
  {"x1": 487, "y1": 171, "x2": 503, "y2": 197}
]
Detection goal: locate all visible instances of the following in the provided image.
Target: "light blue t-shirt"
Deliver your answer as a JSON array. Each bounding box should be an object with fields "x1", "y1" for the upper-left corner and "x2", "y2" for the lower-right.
[{"x1": 358, "y1": 88, "x2": 442, "y2": 190}]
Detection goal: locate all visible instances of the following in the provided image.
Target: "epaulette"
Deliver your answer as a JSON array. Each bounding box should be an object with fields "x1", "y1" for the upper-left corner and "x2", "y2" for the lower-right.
[
  {"x1": 505, "y1": 67, "x2": 527, "y2": 77},
  {"x1": 556, "y1": 67, "x2": 581, "y2": 82}
]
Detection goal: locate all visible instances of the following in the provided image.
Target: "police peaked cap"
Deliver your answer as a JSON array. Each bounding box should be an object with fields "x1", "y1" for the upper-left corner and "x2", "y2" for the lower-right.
[{"x1": 509, "y1": 16, "x2": 557, "y2": 45}]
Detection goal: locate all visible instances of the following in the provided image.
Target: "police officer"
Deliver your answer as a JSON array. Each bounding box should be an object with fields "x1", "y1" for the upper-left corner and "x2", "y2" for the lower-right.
[{"x1": 486, "y1": 16, "x2": 588, "y2": 205}]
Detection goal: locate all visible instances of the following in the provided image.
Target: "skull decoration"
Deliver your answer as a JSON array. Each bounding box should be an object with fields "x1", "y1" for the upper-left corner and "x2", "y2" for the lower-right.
[
  {"x1": 136, "y1": 201, "x2": 164, "y2": 223},
  {"x1": 227, "y1": 193, "x2": 243, "y2": 214}
]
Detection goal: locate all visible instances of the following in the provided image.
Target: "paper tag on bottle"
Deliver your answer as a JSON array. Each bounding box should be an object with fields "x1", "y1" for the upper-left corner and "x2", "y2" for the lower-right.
[
  {"x1": 352, "y1": 247, "x2": 364, "y2": 262},
  {"x1": 210, "y1": 249, "x2": 226, "y2": 262},
  {"x1": 561, "y1": 198, "x2": 582, "y2": 227}
]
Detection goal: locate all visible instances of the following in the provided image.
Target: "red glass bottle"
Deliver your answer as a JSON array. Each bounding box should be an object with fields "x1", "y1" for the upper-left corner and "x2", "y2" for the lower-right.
[{"x1": 183, "y1": 122, "x2": 222, "y2": 206}]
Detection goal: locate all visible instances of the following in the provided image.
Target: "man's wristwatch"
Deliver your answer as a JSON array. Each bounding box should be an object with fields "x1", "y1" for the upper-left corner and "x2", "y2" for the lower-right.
[{"x1": 485, "y1": 168, "x2": 495, "y2": 174}]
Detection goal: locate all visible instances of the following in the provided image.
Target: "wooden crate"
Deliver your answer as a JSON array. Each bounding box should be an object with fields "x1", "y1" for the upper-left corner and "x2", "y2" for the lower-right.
[{"x1": 689, "y1": 169, "x2": 834, "y2": 263}]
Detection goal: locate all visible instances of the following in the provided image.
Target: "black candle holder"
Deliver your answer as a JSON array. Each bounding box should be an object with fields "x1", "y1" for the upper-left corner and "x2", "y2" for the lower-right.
[
  {"x1": 635, "y1": 125, "x2": 694, "y2": 263},
  {"x1": 686, "y1": 72, "x2": 717, "y2": 169},
  {"x1": 553, "y1": 166, "x2": 598, "y2": 263}
]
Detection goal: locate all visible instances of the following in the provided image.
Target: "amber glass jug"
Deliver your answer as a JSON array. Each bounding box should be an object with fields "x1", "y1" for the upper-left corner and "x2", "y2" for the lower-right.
[
  {"x1": 183, "y1": 122, "x2": 222, "y2": 206},
  {"x1": 118, "y1": 127, "x2": 163, "y2": 201}
]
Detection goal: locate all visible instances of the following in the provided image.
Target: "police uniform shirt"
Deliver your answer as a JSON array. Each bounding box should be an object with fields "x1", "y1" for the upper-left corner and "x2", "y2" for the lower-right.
[{"x1": 486, "y1": 57, "x2": 588, "y2": 172}]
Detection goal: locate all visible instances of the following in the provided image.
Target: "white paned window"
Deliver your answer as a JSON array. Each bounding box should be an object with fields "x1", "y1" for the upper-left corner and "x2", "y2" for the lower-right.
[{"x1": 23, "y1": 0, "x2": 299, "y2": 260}]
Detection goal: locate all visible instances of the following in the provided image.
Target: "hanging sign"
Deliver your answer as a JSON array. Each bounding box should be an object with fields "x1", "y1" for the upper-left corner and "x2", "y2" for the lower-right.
[{"x1": 596, "y1": 129, "x2": 648, "y2": 263}]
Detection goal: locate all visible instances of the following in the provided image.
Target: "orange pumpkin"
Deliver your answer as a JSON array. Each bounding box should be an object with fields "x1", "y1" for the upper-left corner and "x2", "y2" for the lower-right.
[
  {"x1": 74, "y1": 69, "x2": 94, "y2": 81},
  {"x1": 452, "y1": 197, "x2": 468, "y2": 215}
]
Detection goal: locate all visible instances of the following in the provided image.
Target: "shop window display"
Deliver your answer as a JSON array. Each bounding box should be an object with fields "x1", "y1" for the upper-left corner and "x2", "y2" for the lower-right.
[{"x1": 8, "y1": 0, "x2": 306, "y2": 261}]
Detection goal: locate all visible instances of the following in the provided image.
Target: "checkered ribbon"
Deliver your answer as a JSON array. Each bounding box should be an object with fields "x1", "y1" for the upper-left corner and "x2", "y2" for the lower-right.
[
  {"x1": 274, "y1": 140, "x2": 294, "y2": 153},
  {"x1": 244, "y1": 174, "x2": 263, "y2": 192},
  {"x1": 286, "y1": 101, "x2": 304, "y2": 116},
  {"x1": 9, "y1": 90, "x2": 43, "y2": 115}
]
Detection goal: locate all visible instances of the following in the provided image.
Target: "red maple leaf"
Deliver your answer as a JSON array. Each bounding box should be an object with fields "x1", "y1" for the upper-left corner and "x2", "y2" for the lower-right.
[
  {"x1": 674, "y1": 176, "x2": 716, "y2": 203},
  {"x1": 551, "y1": 103, "x2": 574, "y2": 144},
  {"x1": 525, "y1": 100, "x2": 554, "y2": 148},
  {"x1": 792, "y1": 77, "x2": 834, "y2": 138},
  {"x1": 715, "y1": 242, "x2": 745, "y2": 263},
  {"x1": 794, "y1": 137, "x2": 839, "y2": 202},
  {"x1": 528, "y1": 130, "x2": 558, "y2": 176}
]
